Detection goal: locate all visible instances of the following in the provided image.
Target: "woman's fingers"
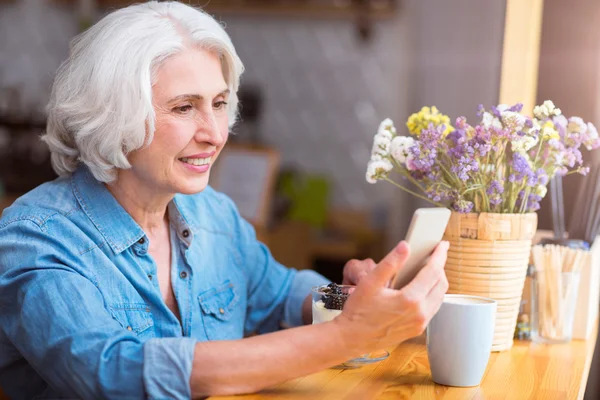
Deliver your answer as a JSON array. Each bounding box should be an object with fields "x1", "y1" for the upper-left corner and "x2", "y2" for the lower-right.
[
  {"x1": 342, "y1": 258, "x2": 377, "y2": 285},
  {"x1": 365, "y1": 241, "x2": 410, "y2": 289},
  {"x1": 401, "y1": 241, "x2": 449, "y2": 297},
  {"x1": 425, "y1": 272, "x2": 449, "y2": 316}
]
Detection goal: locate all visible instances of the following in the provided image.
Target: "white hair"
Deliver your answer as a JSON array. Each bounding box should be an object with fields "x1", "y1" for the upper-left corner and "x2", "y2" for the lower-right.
[{"x1": 42, "y1": 1, "x2": 244, "y2": 182}]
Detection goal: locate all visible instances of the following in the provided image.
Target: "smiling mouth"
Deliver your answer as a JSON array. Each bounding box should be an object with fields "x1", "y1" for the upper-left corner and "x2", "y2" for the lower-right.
[{"x1": 179, "y1": 156, "x2": 211, "y2": 166}]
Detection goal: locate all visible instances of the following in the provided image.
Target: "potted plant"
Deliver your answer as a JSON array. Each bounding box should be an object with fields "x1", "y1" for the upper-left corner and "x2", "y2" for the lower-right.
[{"x1": 367, "y1": 101, "x2": 600, "y2": 351}]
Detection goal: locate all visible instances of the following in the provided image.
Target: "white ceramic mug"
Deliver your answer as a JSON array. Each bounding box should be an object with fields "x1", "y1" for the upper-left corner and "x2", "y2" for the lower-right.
[{"x1": 426, "y1": 294, "x2": 497, "y2": 387}]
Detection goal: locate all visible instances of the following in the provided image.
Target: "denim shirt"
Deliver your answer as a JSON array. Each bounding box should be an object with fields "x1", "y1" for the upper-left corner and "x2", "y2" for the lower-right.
[{"x1": 0, "y1": 165, "x2": 328, "y2": 399}]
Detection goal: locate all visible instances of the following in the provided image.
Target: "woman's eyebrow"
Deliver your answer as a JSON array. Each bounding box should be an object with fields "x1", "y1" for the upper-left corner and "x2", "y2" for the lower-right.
[
  {"x1": 167, "y1": 89, "x2": 230, "y2": 103},
  {"x1": 167, "y1": 94, "x2": 202, "y2": 103}
]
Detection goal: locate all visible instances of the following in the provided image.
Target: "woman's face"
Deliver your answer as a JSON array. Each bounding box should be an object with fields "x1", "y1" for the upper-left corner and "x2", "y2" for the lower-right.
[{"x1": 126, "y1": 47, "x2": 230, "y2": 196}]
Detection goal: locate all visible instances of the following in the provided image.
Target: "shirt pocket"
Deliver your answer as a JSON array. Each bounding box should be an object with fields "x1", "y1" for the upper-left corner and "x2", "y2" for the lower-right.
[
  {"x1": 199, "y1": 280, "x2": 243, "y2": 340},
  {"x1": 109, "y1": 303, "x2": 155, "y2": 340}
]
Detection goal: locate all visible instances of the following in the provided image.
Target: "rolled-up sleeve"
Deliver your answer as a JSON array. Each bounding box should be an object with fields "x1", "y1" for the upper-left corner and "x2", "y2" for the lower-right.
[
  {"x1": 143, "y1": 338, "x2": 197, "y2": 399},
  {"x1": 0, "y1": 220, "x2": 195, "y2": 399}
]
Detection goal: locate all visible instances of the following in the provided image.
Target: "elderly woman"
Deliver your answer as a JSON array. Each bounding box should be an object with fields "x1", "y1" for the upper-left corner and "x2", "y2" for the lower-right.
[{"x1": 0, "y1": 2, "x2": 449, "y2": 399}]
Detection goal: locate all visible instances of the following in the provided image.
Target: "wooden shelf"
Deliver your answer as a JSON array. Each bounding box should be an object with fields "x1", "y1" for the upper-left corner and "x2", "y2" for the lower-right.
[{"x1": 53, "y1": 0, "x2": 397, "y2": 20}]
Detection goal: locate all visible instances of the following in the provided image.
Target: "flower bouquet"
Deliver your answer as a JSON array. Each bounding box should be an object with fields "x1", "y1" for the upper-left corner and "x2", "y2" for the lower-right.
[{"x1": 367, "y1": 101, "x2": 600, "y2": 351}]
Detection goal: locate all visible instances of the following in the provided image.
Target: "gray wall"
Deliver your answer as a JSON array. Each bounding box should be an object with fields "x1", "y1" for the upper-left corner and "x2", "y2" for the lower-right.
[
  {"x1": 401, "y1": 0, "x2": 507, "y2": 221},
  {"x1": 0, "y1": 0, "x2": 77, "y2": 114},
  {"x1": 222, "y1": 12, "x2": 407, "y2": 213},
  {"x1": 536, "y1": 0, "x2": 600, "y2": 233}
]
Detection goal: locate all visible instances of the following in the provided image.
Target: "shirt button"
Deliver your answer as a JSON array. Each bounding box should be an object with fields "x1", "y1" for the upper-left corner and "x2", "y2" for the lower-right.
[
  {"x1": 138, "y1": 237, "x2": 145, "y2": 244},
  {"x1": 127, "y1": 326, "x2": 132, "y2": 331},
  {"x1": 219, "y1": 308, "x2": 225, "y2": 314},
  {"x1": 180, "y1": 271, "x2": 188, "y2": 279},
  {"x1": 147, "y1": 274, "x2": 153, "y2": 280},
  {"x1": 182, "y1": 229, "x2": 190, "y2": 238}
]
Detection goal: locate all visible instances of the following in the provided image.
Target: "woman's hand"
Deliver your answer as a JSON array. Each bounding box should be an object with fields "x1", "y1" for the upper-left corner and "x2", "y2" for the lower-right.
[
  {"x1": 333, "y1": 240, "x2": 449, "y2": 356},
  {"x1": 342, "y1": 258, "x2": 377, "y2": 286}
]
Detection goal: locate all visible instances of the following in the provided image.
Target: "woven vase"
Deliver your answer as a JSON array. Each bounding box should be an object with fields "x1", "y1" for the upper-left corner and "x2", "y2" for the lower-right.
[{"x1": 443, "y1": 212, "x2": 538, "y2": 352}]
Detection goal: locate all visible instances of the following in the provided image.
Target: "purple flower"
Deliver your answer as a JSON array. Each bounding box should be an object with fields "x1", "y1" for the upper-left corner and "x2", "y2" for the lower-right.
[
  {"x1": 455, "y1": 117, "x2": 469, "y2": 130},
  {"x1": 486, "y1": 179, "x2": 504, "y2": 207},
  {"x1": 408, "y1": 124, "x2": 445, "y2": 173},
  {"x1": 515, "y1": 190, "x2": 543, "y2": 212},
  {"x1": 490, "y1": 106, "x2": 502, "y2": 119},
  {"x1": 477, "y1": 104, "x2": 485, "y2": 117},
  {"x1": 510, "y1": 152, "x2": 535, "y2": 186},
  {"x1": 509, "y1": 103, "x2": 524, "y2": 113},
  {"x1": 487, "y1": 180, "x2": 505, "y2": 195},
  {"x1": 452, "y1": 199, "x2": 474, "y2": 213},
  {"x1": 536, "y1": 169, "x2": 549, "y2": 186},
  {"x1": 451, "y1": 155, "x2": 479, "y2": 181},
  {"x1": 489, "y1": 103, "x2": 523, "y2": 119},
  {"x1": 472, "y1": 137, "x2": 492, "y2": 157}
]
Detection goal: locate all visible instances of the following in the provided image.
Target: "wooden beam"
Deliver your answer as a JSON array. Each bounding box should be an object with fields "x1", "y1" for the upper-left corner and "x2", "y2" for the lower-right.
[
  {"x1": 52, "y1": 0, "x2": 397, "y2": 20},
  {"x1": 499, "y1": 0, "x2": 545, "y2": 113}
]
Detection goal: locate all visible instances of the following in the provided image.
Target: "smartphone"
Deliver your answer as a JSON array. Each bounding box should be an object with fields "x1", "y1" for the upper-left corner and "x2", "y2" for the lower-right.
[{"x1": 390, "y1": 207, "x2": 451, "y2": 290}]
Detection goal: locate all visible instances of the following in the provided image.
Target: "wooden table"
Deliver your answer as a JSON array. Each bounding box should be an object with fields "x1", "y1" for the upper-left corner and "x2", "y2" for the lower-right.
[{"x1": 211, "y1": 322, "x2": 598, "y2": 400}]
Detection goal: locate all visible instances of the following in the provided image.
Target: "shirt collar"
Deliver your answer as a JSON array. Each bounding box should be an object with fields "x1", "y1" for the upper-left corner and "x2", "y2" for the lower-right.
[
  {"x1": 72, "y1": 165, "x2": 195, "y2": 254},
  {"x1": 72, "y1": 165, "x2": 146, "y2": 254}
]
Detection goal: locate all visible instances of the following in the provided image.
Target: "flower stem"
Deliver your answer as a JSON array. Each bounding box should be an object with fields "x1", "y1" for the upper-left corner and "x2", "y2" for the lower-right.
[{"x1": 383, "y1": 177, "x2": 446, "y2": 207}]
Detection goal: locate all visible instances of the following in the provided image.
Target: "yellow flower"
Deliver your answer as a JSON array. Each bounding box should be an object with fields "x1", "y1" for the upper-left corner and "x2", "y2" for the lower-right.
[
  {"x1": 406, "y1": 106, "x2": 454, "y2": 137},
  {"x1": 541, "y1": 120, "x2": 559, "y2": 140}
]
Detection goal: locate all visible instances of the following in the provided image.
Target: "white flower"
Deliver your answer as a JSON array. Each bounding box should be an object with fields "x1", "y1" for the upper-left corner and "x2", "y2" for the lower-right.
[
  {"x1": 534, "y1": 100, "x2": 560, "y2": 120},
  {"x1": 502, "y1": 111, "x2": 526, "y2": 131},
  {"x1": 512, "y1": 136, "x2": 538, "y2": 153},
  {"x1": 378, "y1": 118, "x2": 394, "y2": 135},
  {"x1": 377, "y1": 129, "x2": 393, "y2": 141},
  {"x1": 534, "y1": 105, "x2": 549, "y2": 119},
  {"x1": 567, "y1": 117, "x2": 587, "y2": 134},
  {"x1": 525, "y1": 136, "x2": 539, "y2": 151},
  {"x1": 496, "y1": 104, "x2": 510, "y2": 113},
  {"x1": 371, "y1": 134, "x2": 391, "y2": 158},
  {"x1": 390, "y1": 136, "x2": 415, "y2": 164},
  {"x1": 535, "y1": 185, "x2": 548, "y2": 198},
  {"x1": 554, "y1": 152, "x2": 565, "y2": 164},
  {"x1": 482, "y1": 112, "x2": 494, "y2": 128},
  {"x1": 366, "y1": 159, "x2": 393, "y2": 184},
  {"x1": 543, "y1": 100, "x2": 556, "y2": 111},
  {"x1": 482, "y1": 112, "x2": 503, "y2": 130},
  {"x1": 366, "y1": 170, "x2": 377, "y2": 184}
]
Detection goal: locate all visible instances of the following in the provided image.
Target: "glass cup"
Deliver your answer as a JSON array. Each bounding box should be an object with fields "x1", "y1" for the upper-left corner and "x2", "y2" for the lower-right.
[
  {"x1": 311, "y1": 284, "x2": 389, "y2": 368},
  {"x1": 531, "y1": 270, "x2": 581, "y2": 344}
]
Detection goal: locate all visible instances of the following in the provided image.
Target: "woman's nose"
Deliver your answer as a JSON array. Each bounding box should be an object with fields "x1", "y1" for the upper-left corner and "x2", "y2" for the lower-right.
[{"x1": 195, "y1": 111, "x2": 225, "y2": 146}]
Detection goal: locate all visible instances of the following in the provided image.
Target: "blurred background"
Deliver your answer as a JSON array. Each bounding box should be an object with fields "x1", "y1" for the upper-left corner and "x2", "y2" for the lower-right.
[{"x1": 1, "y1": 0, "x2": 600, "y2": 396}]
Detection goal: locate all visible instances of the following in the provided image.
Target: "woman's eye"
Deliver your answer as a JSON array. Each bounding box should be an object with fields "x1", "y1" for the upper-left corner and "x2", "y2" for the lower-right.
[
  {"x1": 214, "y1": 101, "x2": 228, "y2": 110},
  {"x1": 174, "y1": 105, "x2": 193, "y2": 113}
]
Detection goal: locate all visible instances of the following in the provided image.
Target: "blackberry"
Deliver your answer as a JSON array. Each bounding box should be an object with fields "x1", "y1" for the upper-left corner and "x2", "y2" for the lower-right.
[{"x1": 322, "y1": 283, "x2": 348, "y2": 310}]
